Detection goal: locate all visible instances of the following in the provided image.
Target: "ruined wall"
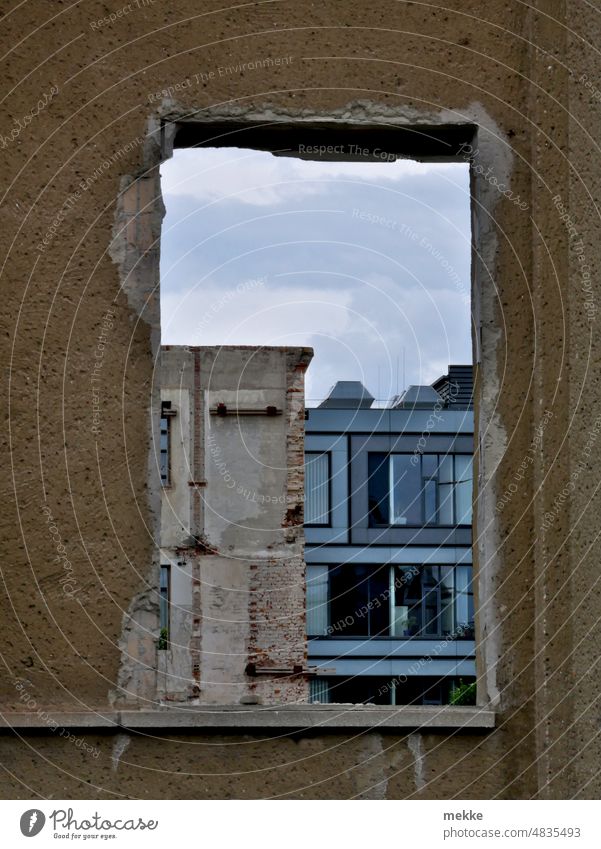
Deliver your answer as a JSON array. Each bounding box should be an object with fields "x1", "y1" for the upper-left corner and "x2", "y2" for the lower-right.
[
  {"x1": 158, "y1": 346, "x2": 311, "y2": 706},
  {"x1": 1, "y1": 0, "x2": 600, "y2": 798}
]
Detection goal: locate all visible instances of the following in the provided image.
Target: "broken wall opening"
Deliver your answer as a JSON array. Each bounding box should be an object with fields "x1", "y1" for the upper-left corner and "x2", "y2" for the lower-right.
[{"x1": 115, "y1": 113, "x2": 505, "y2": 711}]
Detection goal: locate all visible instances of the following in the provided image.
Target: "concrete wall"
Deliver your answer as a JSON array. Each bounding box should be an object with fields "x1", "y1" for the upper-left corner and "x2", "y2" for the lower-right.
[{"x1": 1, "y1": 0, "x2": 600, "y2": 798}]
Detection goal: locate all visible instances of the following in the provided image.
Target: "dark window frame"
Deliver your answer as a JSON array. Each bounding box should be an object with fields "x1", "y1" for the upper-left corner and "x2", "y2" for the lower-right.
[
  {"x1": 368, "y1": 452, "x2": 473, "y2": 529},
  {"x1": 160, "y1": 400, "x2": 176, "y2": 487},
  {"x1": 309, "y1": 675, "x2": 475, "y2": 706},
  {"x1": 159, "y1": 563, "x2": 171, "y2": 648},
  {"x1": 311, "y1": 562, "x2": 475, "y2": 640}
]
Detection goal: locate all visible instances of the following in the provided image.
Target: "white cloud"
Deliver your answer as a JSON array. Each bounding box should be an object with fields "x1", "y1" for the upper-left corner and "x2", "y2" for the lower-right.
[
  {"x1": 159, "y1": 148, "x2": 472, "y2": 402},
  {"x1": 161, "y1": 282, "x2": 353, "y2": 347},
  {"x1": 161, "y1": 274, "x2": 470, "y2": 404}
]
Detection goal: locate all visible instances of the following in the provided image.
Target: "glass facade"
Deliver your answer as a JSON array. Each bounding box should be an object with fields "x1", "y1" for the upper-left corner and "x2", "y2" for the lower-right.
[
  {"x1": 307, "y1": 563, "x2": 474, "y2": 639},
  {"x1": 309, "y1": 675, "x2": 475, "y2": 706},
  {"x1": 305, "y1": 402, "x2": 475, "y2": 708},
  {"x1": 368, "y1": 452, "x2": 473, "y2": 526}
]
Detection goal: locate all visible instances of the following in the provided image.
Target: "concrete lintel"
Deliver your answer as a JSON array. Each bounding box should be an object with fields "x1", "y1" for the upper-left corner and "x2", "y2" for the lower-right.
[
  {"x1": 0, "y1": 705, "x2": 495, "y2": 732},
  {"x1": 0, "y1": 711, "x2": 118, "y2": 729}
]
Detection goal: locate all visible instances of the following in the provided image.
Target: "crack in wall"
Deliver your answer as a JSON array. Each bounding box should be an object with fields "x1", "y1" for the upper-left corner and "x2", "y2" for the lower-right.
[
  {"x1": 407, "y1": 732, "x2": 426, "y2": 792},
  {"x1": 111, "y1": 733, "x2": 131, "y2": 772}
]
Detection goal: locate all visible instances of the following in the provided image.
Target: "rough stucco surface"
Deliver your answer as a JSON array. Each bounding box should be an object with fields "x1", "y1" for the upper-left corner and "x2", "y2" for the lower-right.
[
  {"x1": 157, "y1": 345, "x2": 311, "y2": 705},
  {"x1": 1, "y1": 0, "x2": 600, "y2": 798}
]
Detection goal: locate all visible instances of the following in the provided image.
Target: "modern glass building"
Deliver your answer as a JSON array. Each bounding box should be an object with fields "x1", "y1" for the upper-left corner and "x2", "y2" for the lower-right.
[{"x1": 304, "y1": 366, "x2": 476, "y2": 705}]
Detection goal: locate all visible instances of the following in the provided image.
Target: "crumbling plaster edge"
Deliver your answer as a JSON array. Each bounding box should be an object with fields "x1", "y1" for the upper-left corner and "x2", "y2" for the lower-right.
[{"x1": 107, "y1": 113, "x2": 165, "y2": 708}]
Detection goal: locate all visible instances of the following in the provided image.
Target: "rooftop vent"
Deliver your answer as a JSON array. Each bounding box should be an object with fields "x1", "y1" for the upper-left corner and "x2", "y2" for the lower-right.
[
  {"x1": 318, "y1": 381, "x2": 374, "y2": 409},
  {"x1": 432, "y1": 365, "x2": 474, "y2": 409},
  {"x1": 390, "y1": 385, "x2": 443, "y2": 410}
]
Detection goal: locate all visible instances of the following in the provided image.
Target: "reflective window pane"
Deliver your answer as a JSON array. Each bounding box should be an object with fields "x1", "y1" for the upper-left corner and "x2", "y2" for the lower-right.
[
  {"x1": 366, "y1": 452, "x2": 473, "y2": 528},
  {"x1": 320, "y1": 564, "x2": 475, "y2": 640},
  {"x1": 309, "y1": 678, "x2": 330, "y2": 703},
  {"x1": 307, "y1": 564, "x2": 329, "y2": 636},
  {"x1": 394, "y1": 565, "x2": 422, "y2": 636},
  {"x1": 438, "y1": 454, "x2": 454, "y2": 483},
  {"x1": 390, "y1": 455, "x2": 421, "y2": 525},
  {"x1": 326, "y1": 677, "x2": 392, "y2": 705},
  {"x1": 424, "y1": 478, "x2": 437, "y2": 523},
  {"x1": 368, "y1": 453, "x2": 389, "y2": 525},
  {"x1": 369, "y1": 564, "x2": 390, "y2": 637},
  {"x1": 329, "y1": 565, "x2": 370, "y2": 636},
  {"x1": 455, "y1": 565, "x2": 475, "y2": 638},
  {"x1": 305, "y1": 453, "x2": 330, "y2": 524},
  {"x1": 422, "y1": 566, "x2": 439, "y2": 636},
  {"x1": 421, "y1": 454, "x2": 438, "y2": 478},
  {"x1": 321, "y1": 676, "x2": 463, "y2": 706},
  {"x1": 455, "y1": 454, "x2": 473, "y2": 524},
  {"x1": 440, "y1": 567, "x2": 455, "y2": 636},
  {"x1": 392, "y1": 566, "x2": 413, "y2": 636},
  {"x1": 438, "y1": 482, "x2": 454, "y2": 524}
]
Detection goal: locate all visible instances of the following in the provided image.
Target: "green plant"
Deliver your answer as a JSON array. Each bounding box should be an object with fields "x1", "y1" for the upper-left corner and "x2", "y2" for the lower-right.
[
  {"x1": 158, "y1": 627, "x2": 169, "y2": 651},
  {"x1": 449, "y1": 679, "x2": 476, "y2": 706}
]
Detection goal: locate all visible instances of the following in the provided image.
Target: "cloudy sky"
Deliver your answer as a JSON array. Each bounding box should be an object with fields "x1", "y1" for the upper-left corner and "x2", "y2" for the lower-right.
[{"x1": 160, "y1": 148, "x2": 472, "y2": 405}]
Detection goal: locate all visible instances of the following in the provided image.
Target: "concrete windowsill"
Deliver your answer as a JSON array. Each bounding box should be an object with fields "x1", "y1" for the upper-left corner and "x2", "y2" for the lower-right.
[{"x1": 0, "y1": 705, "x2": 495, "y2": 731}]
